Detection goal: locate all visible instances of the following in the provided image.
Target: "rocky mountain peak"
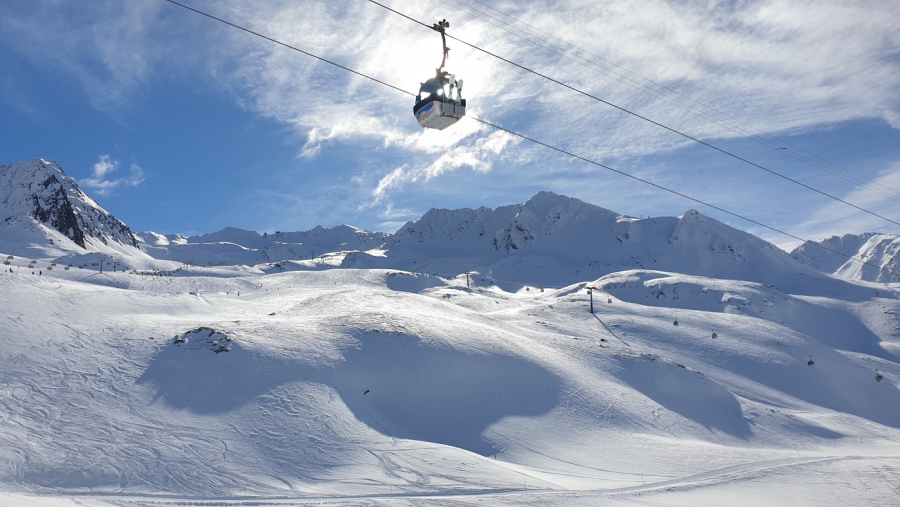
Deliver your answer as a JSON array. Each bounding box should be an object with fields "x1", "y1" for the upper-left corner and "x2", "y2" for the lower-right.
[{"x1": 0, "y1": 159, "x2": 139, "y2": 250}]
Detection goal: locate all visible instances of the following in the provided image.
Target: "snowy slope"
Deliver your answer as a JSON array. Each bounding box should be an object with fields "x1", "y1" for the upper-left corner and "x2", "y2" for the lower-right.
[
  {"x1": 3, "y1": 171, "x2": 900, "y2": 505},
  {"x1": 1, "y1": 263, "x2": 899, "y2": 506},
  {"x1": 133, "y1": 231, "x2": 187, "y2": 246},
  {"x1": 793, "y1": 233, "x2": 900, "y2": 283}
]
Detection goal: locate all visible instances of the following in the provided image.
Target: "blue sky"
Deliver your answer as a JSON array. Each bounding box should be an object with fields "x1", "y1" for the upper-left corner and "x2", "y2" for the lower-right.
[{"x1": 2, "y1": 0, "x2": 900, "y2": 250}]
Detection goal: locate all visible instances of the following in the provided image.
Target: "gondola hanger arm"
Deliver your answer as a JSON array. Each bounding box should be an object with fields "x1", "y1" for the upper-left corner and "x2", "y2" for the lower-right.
[{"x1": 432, "y1": 19, "x2": 451, "y2": 73}]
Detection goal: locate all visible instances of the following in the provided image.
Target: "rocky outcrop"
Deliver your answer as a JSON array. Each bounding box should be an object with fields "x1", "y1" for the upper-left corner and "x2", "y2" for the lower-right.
[{"x1": 1, "y1": 159, "x2": 139, "y2": 249}]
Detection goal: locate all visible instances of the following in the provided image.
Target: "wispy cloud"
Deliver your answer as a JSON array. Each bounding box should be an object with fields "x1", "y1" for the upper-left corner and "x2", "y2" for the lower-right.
[
  {"x1": 7, "y1": 0, "x2": 897, "y2": 162},
  {"x1": 81, "y1": 155, "x2": 145, "y2": 196},
  {"x1": 4, "y1": 0, "x2": 900, "y2": 236},
  {"x1": 0, "y1": 0, "x2": 172, "y2": 114},
  {"x1": 791, "y1": 163, "x2": 900, "y2": 241},
  {"x1": 371, "y1": 129, "x2": 518, "y2": 202},
  {"x1": 191, "y1": 0, "x2": 900, "y2": 198}
]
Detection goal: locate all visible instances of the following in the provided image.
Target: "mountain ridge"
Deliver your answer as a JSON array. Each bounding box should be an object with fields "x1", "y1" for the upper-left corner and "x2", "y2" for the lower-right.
[
  {"x1": 342, "y1": 191, "x2": 831, "y2": 292},
  {"x1": 2, "y1": 158, "x2": 895, "y2": 289},
  {"x1": 792, "y1": 232, "x2": 900, "y2": 283}
]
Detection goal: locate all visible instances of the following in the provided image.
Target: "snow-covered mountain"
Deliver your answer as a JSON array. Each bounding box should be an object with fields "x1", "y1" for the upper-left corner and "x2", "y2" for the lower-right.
[
  {"x1": 341, "y1": 191, "x2": 825, "y2": 292},
  {"x1": 0, "y1": 159, "x2": 882, "y2": 295},
  {"x1": 3, "y1": 168, "x2": 900, "y2": 506},
  {"x1": 136, "y1": 225, "x2": 389, "y2": 266},
  {"x1": 134, "y1": 230, "x2": 188, "y2": 246},
  {"x1": 132, "y1": 191, "x2": 873, "y2": 295},
  {"x1": 792, "y1": 233, "x2": 900, "y2": 283},
  {"x1": 0, "y1": 159, "x2": 139, "y2": 258}
]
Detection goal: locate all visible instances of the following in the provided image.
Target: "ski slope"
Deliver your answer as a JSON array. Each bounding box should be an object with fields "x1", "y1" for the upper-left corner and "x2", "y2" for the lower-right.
[
  {"x1": 1, "y1": 261, "x2": 899, "y2": 506},
  {"x1": 2, "y1": 165, "x2": 900, "y2": 505}
]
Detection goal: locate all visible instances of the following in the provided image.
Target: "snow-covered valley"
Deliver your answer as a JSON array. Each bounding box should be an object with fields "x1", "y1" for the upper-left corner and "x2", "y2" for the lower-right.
[{"x1": 2, "y1": 160, "x2": 900, "y2": 506}]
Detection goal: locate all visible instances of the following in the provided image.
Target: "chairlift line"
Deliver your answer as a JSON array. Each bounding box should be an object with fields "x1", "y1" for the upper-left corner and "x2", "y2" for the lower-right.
[{"x1": 160, "y1": 0, "x2": 900, "y2": 281}]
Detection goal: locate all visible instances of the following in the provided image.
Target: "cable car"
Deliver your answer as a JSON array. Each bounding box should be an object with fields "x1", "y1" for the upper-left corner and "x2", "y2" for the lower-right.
[{"x1": 414, "y1": 20, "x2": 466, "y2": 130}]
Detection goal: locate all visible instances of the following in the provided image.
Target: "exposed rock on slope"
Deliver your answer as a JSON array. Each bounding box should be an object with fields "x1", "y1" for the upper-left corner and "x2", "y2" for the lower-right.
[
  {"x1": 0, "y1": 159, "x2": 139, "y2": 250},
  {"x1": 347, "y1": 191, "x2": 820, "y2": 289}
]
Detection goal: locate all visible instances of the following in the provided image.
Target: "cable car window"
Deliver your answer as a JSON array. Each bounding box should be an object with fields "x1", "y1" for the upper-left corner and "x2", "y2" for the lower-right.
[{"x1": 418, "y1": 80, "x2": 442, "y2": 99}]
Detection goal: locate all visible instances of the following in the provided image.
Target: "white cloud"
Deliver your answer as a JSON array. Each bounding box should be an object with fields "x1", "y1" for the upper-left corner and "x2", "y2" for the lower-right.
[
  {"x1": 190, "y1": 0, "x2": 900, "y2": 192},
  {"x1": 81, "y1": 155, "x2": 145, "y2": 196},
  {"x1": 7, "y1": 0, "x2": 898, "y2": 158},
  {"x1": 4, "y1": 0, "x2": 900, "y2": 233},
  {"x1": 370, "y1": 129, "x2": 519, "y2": 203},
  {"x1": 5, "y1": 0, "x2": 899, "y2": 146},
  {"x1": 91, "y1": 155, "x2": 117, "y2": 178}
]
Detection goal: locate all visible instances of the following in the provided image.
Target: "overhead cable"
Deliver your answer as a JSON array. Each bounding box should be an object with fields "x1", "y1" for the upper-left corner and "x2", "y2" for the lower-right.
[
  {"x1": 160, "y1": 0, "x2": 899, "y2": 280},
  {"x1": 367, "y1": 0, "x2": 900, "y2": 227},
  {"x1": 445, "y1": 0, "x2": 900, "y2": 202}
]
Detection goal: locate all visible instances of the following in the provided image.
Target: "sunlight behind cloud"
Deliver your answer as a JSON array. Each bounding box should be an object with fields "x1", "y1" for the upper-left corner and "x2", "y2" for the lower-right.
[{"x1": 199, "y1": 0, "x2": 900, "y2": 185}]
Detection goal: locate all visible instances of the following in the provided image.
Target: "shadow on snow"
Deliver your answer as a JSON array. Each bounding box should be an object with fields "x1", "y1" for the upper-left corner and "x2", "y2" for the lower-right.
[{"x1": 137, "y1": 331, "x2": 560, "y2": 456}]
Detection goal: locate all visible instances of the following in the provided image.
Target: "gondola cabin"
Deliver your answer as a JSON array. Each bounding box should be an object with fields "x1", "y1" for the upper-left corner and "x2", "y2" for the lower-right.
[
  {"x1": 414, "y1": 73, "x2": 466, "y2": 130},
  {"x1": 413, "y1": 19, "x2": 467, "y2": 130}
]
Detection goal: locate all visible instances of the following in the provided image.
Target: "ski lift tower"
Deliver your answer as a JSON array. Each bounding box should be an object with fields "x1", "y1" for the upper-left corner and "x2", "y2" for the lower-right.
[{"x1": 586, "y1": 286, "x2": 599, "y2": 314}]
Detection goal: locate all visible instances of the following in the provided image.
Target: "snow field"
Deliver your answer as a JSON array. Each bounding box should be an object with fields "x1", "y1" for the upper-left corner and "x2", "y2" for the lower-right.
[{"x1": 2, "y1": 264, "x2": 900, "y2": 505}]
